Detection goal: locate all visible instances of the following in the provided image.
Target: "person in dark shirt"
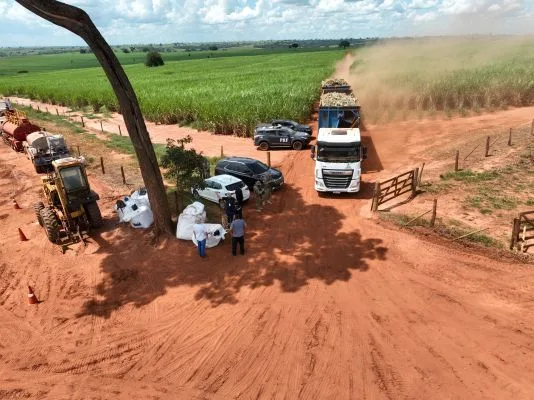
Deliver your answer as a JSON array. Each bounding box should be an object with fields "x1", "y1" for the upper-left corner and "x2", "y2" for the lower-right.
[
  {"x1": 230, "y1": 215, "x2": 246, "y2": 256},
  {"x1": 225, "y1": 194, "x2": 236, "y2": 224},
  {"x1": 235, "y1": 187, "x2": 244, "y2": 218}
]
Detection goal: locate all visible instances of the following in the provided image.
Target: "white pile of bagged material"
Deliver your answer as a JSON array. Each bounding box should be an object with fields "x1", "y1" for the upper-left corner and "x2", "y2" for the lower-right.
[
  {"x1": 176, "y1": 202, "x2": 206, "y2": 240},
  {"x1": 114, "y1": 187, "x2": 154, "y2": 229},
  {"x1": 176, "y1": 202, "x2": 226, "y2": 247}
]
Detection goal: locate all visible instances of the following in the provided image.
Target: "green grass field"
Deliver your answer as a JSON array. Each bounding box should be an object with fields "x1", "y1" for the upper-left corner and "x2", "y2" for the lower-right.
[
  {"x1": 351, "y1": 37, "x2": 534, "y2": 122},
  {"x1": 0, "y1": 48, "x2": 341, "y2": 135}
]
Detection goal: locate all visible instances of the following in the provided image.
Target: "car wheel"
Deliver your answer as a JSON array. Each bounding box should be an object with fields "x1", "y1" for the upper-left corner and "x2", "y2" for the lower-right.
[
  {"x1": 292, "y1": 141, "x2": 303, "y2": 150},
  {"x1": 193, "y1": 189, "x2": 200, "y2": 199},
  {"x1": 219, "y1": 199, "x2": 226, "y2": 209},
  {"x1": 258, "y1": 141, "x2": 269, "y2": 151}
]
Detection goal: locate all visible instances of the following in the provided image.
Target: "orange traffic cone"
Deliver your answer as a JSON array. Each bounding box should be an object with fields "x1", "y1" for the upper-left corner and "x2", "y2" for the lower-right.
[
  {"x1": 18, "y1": 228, "x2": 28, "y2": 242},
  {"x1": 28, "y1": 285, "x2": 39, "y2": 304},
  {"x1": 13, "y1": 199, "x2": 21, "y2": 209}
]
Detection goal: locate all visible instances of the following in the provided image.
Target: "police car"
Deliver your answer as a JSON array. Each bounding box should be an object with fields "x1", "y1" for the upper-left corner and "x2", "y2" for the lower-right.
[{"x1": 254, "y1": 125, "x2": 312, "y2": 151}]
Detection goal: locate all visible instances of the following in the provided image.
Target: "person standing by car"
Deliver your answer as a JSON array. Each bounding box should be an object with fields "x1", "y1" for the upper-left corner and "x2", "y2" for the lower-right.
[
  {"x1": 230, "y1": 215, "x2": 246, "y2": 256},
  {"x1": 235, "y1": 187, "x2": 244, "y2": 218},
  {"x1": 262, "y1": 175, "x2": 273, "y2": 205},
  {"x1": 193, "y1": 222, "x2": 208, "y2": 258},
  {"x1": 253, "y1": 180, "x2": 264, "y2": 212},
  {"x1": 225, "y1": 193, "x2": 236, "y2": 224}
]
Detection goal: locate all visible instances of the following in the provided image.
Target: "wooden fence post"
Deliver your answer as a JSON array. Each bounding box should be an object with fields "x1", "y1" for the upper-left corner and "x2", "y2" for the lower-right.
[
  {"x1": 37, "y1": 105, "x2": 40, "y2": 112},
  {"x1": 100, "y1": 157, "x2": 105, "y2": 174},
  {"x1": 267, "y1": 151, "x2": 271, "y2": 167},
  {"x1": 485, "y1": 136, "x2": 490, "y2": 157},
  {"x1": 508, "y1": 128, "x2": 512, "y2": 146},
  {"x1": 418, "y1": 162, "x2": 425, "y2": 185},
  {"x1": 412, "y1": 167, "x2": 419, "y2": 196},
  {"x1": 100, "y1": 121, "x2": 104, "y2": 133},
  {"x1": 531, "y1": 119, "x2": 534, "y2": 136},
  {"x1": 56, "y1": 108, "x2": 59, "y2": 116},
  {"x1": 120, "y1": 166, "x2": 126, "y2": 184},
  {"x1": 455, "y1": 150, "x2": 459, "y2": 172},
  {"x1": 45, "y1": 106, "x2": 48, "y2": 113},
  {"x1": 81, "y1": 116, "x2": 84, "y2": 127},
  {"x1": 220, "y1": 145, "x2": 223, "y2": 158},
  {"x1": 510, "y1": 218, "x2": 519, "y2": 250},
  {"x1": 371, "y1": 181, "x2": 380, "y2": 212},
  {"x1": 118, "y1": 125, "x2": 122, "y2": 136},
  {"x1": 430, "y1": 199, "x2": 437, "y2": 227},
  {"x1": 76, "y1": 145, "x2": 80, "y2": 156}
]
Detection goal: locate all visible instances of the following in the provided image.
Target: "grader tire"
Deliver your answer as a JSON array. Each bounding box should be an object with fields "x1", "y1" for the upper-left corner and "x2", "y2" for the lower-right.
[
  {"x1": 34, "y1": 202, "x2": 44, "y2": 226},
  {"x1": 84, "y1": 201, "x2": 103, "y2": 229},
  {"x1": 40, "y1": 208, "x2": 60, "y2": 243}
]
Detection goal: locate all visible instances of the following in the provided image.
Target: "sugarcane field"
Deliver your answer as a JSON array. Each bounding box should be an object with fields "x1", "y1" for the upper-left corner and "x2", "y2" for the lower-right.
[{"x1": 1, "y1": 2, "x2": 534, "y2": 399}]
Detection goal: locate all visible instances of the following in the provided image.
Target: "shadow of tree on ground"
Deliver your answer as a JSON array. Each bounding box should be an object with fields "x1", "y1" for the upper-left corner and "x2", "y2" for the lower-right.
[{"x1": 79, "y1": 182, "x2": 388, "y2": 317}]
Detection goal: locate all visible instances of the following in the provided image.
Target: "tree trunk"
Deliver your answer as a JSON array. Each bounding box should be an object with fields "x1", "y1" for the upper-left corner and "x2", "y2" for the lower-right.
[{"x1": 16, "y1": 0, "x2": 173, "y2": 235}]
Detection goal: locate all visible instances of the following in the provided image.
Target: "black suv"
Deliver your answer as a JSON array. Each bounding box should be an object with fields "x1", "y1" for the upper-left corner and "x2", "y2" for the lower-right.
[
  {"x1": 272, "y1": 120, "x2": 312, "y2": 135},
  {"x1": 254, "y1": 125, "x2": 311, "y2": 151},
  {"x1": 215, "y1": 157, "x2": 284, "y2": 190}
]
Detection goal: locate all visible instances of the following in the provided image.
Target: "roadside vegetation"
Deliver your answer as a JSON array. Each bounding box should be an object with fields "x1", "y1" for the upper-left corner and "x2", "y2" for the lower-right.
[
  {"x1": 352, "y1": 37, "x2": 534, "y2": 123},
  {"x1": 0, "y1": 49, "x2": 342, "y2": 135}
]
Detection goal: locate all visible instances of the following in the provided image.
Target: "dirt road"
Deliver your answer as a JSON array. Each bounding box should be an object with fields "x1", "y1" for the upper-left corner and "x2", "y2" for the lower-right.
[
  {"x1": 1, "y1": 127, "x2": 534, "y2": 399},
  {"x1": 9, "y1": 97, "x2": 292, "y2": 166},
  {"x1": 2, "y1": 57, "x2": 534, "y2": 399}
]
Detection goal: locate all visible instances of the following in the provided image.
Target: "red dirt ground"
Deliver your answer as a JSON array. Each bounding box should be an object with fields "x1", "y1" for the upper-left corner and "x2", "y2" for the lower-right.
[{"x1": 1, "y1": 57, "x2": 534, "y2": 399}]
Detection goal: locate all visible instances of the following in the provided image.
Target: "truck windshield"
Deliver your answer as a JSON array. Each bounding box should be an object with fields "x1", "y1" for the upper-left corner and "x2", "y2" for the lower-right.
[
  {"x1": 60, "y1": 166, "x2": 87, "y2": 192},
  {"x1": 317, "y1": 143, "x2": 360, "y2": 162}
]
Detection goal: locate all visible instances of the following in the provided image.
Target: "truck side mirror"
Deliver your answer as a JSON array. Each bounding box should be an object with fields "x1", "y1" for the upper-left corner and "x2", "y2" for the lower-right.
[
  {"x1": 362, "y1": 146, "x2": 368, "y2": 160},
  {"x1": 310, "y1": 145, "x2": 316, "y2": 160}
]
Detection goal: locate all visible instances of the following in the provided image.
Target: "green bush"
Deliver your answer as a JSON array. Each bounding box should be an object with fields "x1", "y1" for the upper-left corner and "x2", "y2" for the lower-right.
[{"x1": 145, "y1": 52, "x2": 164, "y2": 67}]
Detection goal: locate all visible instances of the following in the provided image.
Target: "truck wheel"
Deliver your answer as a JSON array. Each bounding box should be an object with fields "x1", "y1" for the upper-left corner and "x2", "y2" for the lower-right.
[
  {"x1": 292, "y1": 141, "x2": 303, "y2": 150},
  {"x1": 34, "y1": 202, "x2": 44, "y2": 226},
  {"x1": 84, "y1": 201, "x2": 103, "y2": 229},
  {"x1": 40, "y1": 208, "x2": 60, "y2": 243},
  {"x1": 258, "y1": 141, "x2": 269, "y2": 151},
  {"x1": 34, "y1": 165, "x2": 43, "y2": 174}
]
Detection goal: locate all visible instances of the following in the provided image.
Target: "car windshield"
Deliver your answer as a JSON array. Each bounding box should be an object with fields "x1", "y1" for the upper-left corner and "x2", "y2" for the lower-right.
[
  {"x1": 317, "y1": 143, "x2": 361, "y2": 162},
  {"x1": 60, "y1": 166, "x2": 87, "y2": 192},
  {"x1": 226, "y1": 181, "x2": 245, "y2": 191},
  {"x1": 248, "y1": 162, "x2": 269, "y2": 174}
]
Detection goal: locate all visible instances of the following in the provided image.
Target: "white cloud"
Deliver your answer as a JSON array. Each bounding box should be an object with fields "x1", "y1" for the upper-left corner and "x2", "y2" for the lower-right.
[{"x1": 0, "y1": 0, "x2": 532, "y2": 46}]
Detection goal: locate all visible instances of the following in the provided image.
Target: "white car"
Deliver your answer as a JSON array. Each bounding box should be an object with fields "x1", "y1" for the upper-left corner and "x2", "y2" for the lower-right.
[{"x1": 192, "y1": 174, "x2": 250, "y2": 208}]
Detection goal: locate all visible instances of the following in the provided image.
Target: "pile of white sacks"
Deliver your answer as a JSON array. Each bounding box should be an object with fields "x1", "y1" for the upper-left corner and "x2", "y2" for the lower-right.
[
  {"x1": 176, "y1": 201, "x2": 226, "y2": 248},
  {"x1": 114, "y1": 188, "x2": 154, "y2": 229}
]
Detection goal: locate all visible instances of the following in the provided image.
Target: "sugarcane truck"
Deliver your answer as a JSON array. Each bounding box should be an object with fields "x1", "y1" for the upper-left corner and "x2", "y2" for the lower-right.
[{"x1": 312, "y1": 80, "x2": 366, "y2": 193}]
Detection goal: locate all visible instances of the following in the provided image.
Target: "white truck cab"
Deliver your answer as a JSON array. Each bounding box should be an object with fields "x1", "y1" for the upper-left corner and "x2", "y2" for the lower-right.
[{"x1": 311, "y1": 128, "x2": 367, "y2": 193}]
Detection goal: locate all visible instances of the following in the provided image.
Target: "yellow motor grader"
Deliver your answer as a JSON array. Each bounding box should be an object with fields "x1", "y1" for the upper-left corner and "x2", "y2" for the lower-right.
[{"x1": 34, "y1": 156, "x2": 102, "y2": 244}]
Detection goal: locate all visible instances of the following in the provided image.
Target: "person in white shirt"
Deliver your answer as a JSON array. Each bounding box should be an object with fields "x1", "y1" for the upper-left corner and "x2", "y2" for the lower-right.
[{"x1": 193, "y1": 223, "x2": 208, "y2": 257}]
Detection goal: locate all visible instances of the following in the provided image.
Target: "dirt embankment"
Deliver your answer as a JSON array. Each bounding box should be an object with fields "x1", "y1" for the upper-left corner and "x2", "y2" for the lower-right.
[{"x1": 1, "y1": 56, "x2": 534, "y2": 399}]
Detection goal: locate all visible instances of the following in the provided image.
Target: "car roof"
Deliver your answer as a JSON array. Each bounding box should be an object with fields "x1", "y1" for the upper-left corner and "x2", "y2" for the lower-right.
[
  {"x1": 219, "y1": 157, "x2": 263, "y2": 165},
  {"x1": 207, "y1": 174, "x2": 243, "y2": 185}
]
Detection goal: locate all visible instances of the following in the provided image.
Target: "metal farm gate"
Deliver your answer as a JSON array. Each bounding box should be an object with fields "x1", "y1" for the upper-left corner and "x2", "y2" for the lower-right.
[{"x1": 371, "y1": 168, "x2": 419, "y2": 212}]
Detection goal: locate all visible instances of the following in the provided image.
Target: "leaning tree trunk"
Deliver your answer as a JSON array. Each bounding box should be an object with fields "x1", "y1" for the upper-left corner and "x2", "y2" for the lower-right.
[{"x1": 16, "y1": 0, "x2": 173, "y2": 235}]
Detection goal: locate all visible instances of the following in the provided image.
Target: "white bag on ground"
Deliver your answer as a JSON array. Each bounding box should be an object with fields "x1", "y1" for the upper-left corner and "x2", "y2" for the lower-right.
[
  {"x1": 191, "y1": 224, "x2": 226, "y2": 248},
  {"x1": 114, "y1": 190, "x2": 154, "y2": 229},
  {"x1": 129, "y1": 205, "x2": 154, "y2": 229},
  {"x1": 176, "y1": 202, "x2": 207, "y2": 240},
  {"x1": 130, "y1": 187, "x2": 150, "y2": 208}
]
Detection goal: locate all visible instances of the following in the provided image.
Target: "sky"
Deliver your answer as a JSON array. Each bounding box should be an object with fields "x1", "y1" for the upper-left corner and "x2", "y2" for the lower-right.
[{"x1": 0, "y1": 0, "x2": 533, "y2": 47}]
